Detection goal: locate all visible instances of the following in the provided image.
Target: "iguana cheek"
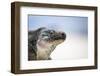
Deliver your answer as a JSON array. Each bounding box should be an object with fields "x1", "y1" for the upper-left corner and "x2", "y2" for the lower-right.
[{"x1": 37, "y1": 40, "x2": 48, "y2": 48}]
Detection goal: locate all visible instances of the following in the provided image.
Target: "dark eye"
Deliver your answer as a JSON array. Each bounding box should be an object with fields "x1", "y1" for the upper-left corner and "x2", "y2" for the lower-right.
[{"x1": 50, "y1": 30, "x2": 55, "y2": 34}]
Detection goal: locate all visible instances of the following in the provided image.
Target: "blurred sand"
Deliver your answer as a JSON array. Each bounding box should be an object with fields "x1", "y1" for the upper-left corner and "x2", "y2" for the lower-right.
[{"x1": 51, "y1": 34, "x2": 88, "y2": 60}]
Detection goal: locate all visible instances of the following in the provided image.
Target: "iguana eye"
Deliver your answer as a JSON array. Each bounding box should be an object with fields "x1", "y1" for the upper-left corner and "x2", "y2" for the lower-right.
[
  {"x1": 43, "y1": 36, "x2": 49, "y2": 39},
  {"x1": 41, "y1": 33, "x2": 48, "y2": 37},
  {"x1": 50, "y1": 30, "x2": 55, "y2": 34}
]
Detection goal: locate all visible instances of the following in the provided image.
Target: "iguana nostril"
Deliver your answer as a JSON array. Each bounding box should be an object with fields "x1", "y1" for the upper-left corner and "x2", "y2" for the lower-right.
[{"x1": 61, "y1": 32, "x2": 66, "y2": 39}]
